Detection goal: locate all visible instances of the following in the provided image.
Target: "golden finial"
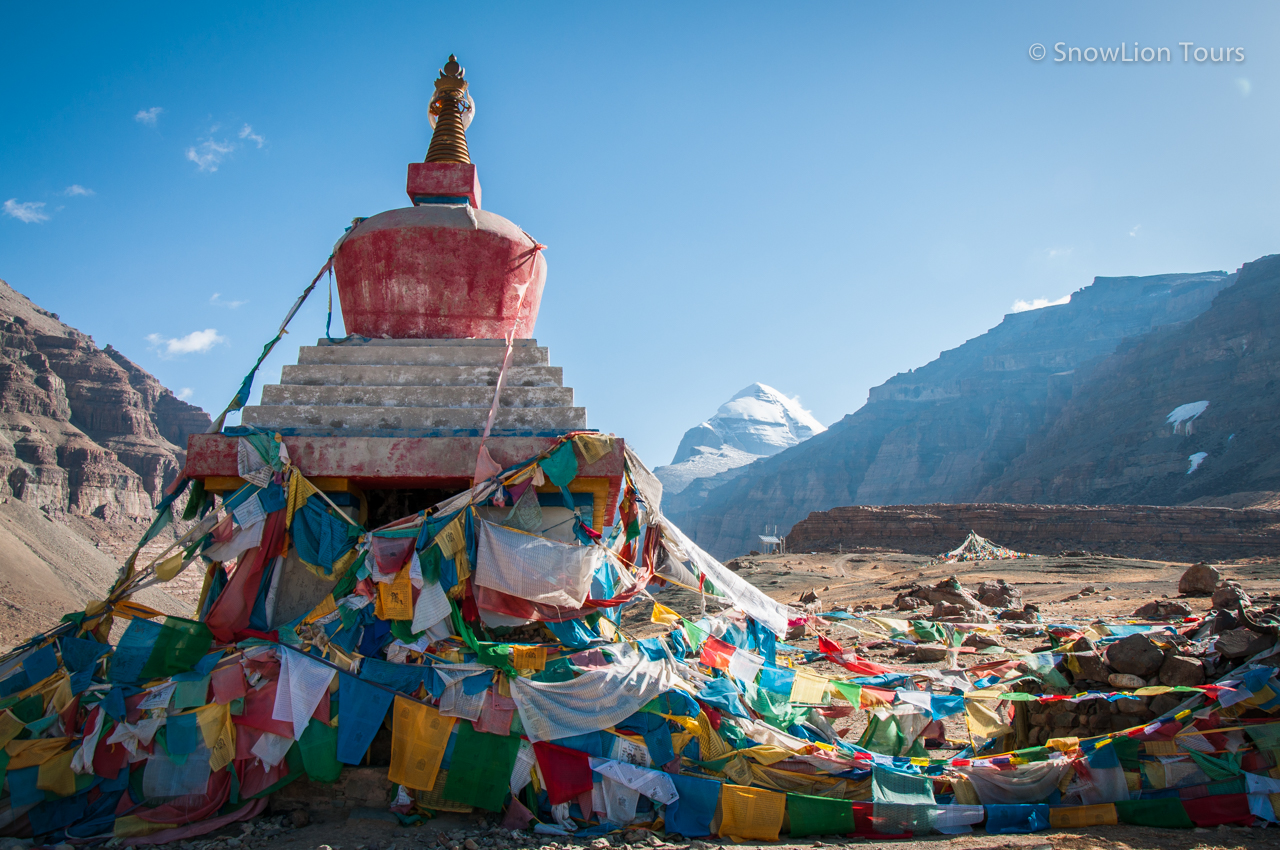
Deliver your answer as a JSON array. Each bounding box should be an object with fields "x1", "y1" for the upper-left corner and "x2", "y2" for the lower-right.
[{"x1": 425, "y1": 55, "x2": 474, "y2": 164}]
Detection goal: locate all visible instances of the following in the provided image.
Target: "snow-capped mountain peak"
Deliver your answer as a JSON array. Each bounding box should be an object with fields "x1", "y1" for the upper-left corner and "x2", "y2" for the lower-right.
[{"x1": 656, "y1": 384, "x2": 825, "y2": 494}]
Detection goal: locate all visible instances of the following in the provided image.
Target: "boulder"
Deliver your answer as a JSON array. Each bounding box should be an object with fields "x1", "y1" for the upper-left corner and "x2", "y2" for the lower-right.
[
  {"x1": 912, "y1": 644, "x2": 951, "y2": 663},
  {"x1": 1158, "y1": 655, "x2": 1205, "y2": 687},
  {"x1": 1178, "y1": 563, "x2": 1221, "y2": 596},
  {"x1": 1149, "y1": 692, "x2": 1184, "y2": 718},
  {"x1": 1107, "y1": 672, "x2": 1146, "y2": 689},
  {"x1": 1070, "y1": 651, "x2": 1113, "y2": 684},
  {"x1": 1105, "y1": 634, "x2": 1164, "y2": 677},
  {"x1": 1132, "y1": 599, "x2": 1193, "y2": 619},
  {"x1": 998, "y1": 604, "x2": 1040, "y2": 623},
  {"x1": 1215, "y1": 628, "x2": 1275, "y2": 659},
  {"x1": 962, "y1": 632, "x2": 1003, "y2": 650},
  {"x1": 1116, "y1": 696, "x2": 1150, "y2": 716},
  {"x1": 931, "y1": 602, "x2": 965, "y2": 619},
  {"x1": 976, "y1": 579, "x2": 1022, "y2": 608},
  {"x1": 1212, "y1": 581, "x2": 1250, "y2": 610},
  {"x1": 895, "y1": 596, "x2": 927, "y2": 612}
]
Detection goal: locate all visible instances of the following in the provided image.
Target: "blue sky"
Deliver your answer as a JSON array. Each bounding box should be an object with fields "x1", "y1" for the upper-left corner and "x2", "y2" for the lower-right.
[{"x1": 2, "y1": 2, "x2": 1278, "y2": 466}]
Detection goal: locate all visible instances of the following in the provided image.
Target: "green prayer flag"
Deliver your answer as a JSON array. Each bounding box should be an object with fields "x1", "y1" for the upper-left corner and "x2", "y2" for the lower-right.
[
  {"x1": 299, "y1": 718, "x2": 342, "y2": 783},
  {"x1": 786, "y1": 793, "x2": 855, "y2": 837},
  {"x1": 1115, "y1": 798, "x2": 1194, "y2": 828},
  {"x1": 390, "y1": 620, "x2": 423, "y2": 644},
  {"x1": 831, "y1": 681, "x2": 862, "y2": 706},
  {"x1": 540, "y1": 441, "x2": 578, "y2": 487},
  {"x1": 250, "y1": 744, "x2": 305, "y2": 798},
  {"x1": 140, "y1": 617, "x2": 213, "y2": 680},
  {"x1": 442, "y1": 723, "x2": 521, "y2": 812},
  {"x1": 417, "y1": 545, "x2": 442, "y2": 585},
  {"x1": 1185, "y1": 747, "x2": 1242, "y2": 781},
  {"x1": 870, "y1": 765, "x2": 934, "y2": 805},
  {"x1": 1110, "y1": 735, "x2": 1141, "y2": 770}
]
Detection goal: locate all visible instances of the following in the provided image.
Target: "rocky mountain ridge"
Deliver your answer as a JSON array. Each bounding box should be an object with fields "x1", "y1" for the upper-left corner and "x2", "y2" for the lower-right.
[
  {"x1": 978, "y1": 253, "x2": 1280, "y2": 505},
  {"x1": 0, "y1": 277, "x2": 210, "y2": 519},
  {"x1": 666, "y1": 268, "x2": 1242, "y2": 558}
]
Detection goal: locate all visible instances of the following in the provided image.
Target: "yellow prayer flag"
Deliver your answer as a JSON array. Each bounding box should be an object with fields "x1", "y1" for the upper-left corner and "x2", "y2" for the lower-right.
[
  {"x1": 1050, "y1": 803, "x2": 1117, "y2": 828},
  {"x1": 651, "y1": 601, "x2": 682, "y2": 627},
  {"x1": 156, "y1": 553, "x2": 187, "y2": 582},
  {"x1": 50, "y1": 674, "x2": 74, "y2": 714},
  {"x1": 722, "y1": 756, "x2": 754, "y2": 786},
  {"x1": 965, "y1": 699, "x2": 1011, "y2": 740},
  {"x1": 715, "y1": 784, "x2": 786, "y2": 842},
  {"x1": 286, "y1": 468, "x2": 320, "y2": 528},
  {"x1": 0, "y1": 710, "x2": 24, "y2": 748},
  {"x1": 304, "y1": 594, "x2": 338, "y2": 624},
  {"x1": 511, "y1": 645, "x2": 547, "y2": 672},
  {"x1": 37, "y1": 748, "x2": 77, "y2": 797},
  {"x1": 113, "y1": 816, "x2": 172, "y2": 838},
  {"x1": 789, "y1": 670, "x2": 829, "y2": 704},
  {"x1": 434, "y1": 515, "x2": 467, "y2": 560},
  {"x1": 573, "y1": 433, "x2": 615, "y2": 467},
  {"x1": 597, "y1": 618, "x2": 617, "y2": 641},
  {"x1": 388, "y1": 696, "x2": 455, "y2": 791},
  {"x1": 193, "y1": 703, "x2": 236, "y2": 771},
  {"x1": 376, "y1": 568, "x2": 415, "y2": 621},
  {"x1": 8, "y1": 737, "x2": 71, "y2": 769},
  {"x1": 695, "y1": 711, "x2": 733, "y2": 760}
]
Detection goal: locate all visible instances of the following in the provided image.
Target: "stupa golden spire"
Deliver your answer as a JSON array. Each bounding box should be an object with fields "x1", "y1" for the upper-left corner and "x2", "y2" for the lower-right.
[{"x1": 425, "y1": 54, "x2": 473, "y2": 164}]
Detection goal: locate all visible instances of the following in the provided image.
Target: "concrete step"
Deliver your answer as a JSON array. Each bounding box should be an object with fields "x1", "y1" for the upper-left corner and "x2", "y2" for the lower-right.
[
  {"x1": 279, "y1": 364, "x2": 564, "y2": 388},
  {"x1": 260, "y1": 384, "x2": 574, "y2": 409},
  {"x1": 298, "y1": 343, "x2": 548, "y2": 368},
  {"x1": 241, "y1": 404, "x2": 587, "y2": 433}
]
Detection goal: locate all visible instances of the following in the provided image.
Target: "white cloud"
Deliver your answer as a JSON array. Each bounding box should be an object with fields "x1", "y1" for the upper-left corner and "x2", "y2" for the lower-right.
[
  {"x1": 1047, "y1": 247, "x2": 1072, "y2": 259},
  {"x1": 209, "y1": 292, "x2": 246, "y2": 309},
  {"x1": 177, "y1": 388, "x2": 195, "y2": 401},
  {"x1": 63, "y1": 185, "x2": 94, "y2": 197},
  {"x1": 238, "y1": 124, "x2": 266, "y2": 148},
  {"x1": 186, "y1": 139, "x2": 236, "y2": 172},
  {"x1": 1236, "y1": 78, "x2": 1251, "y2": 97},
  {"x1": 3, "y1": 199, "x2": 50, "y2": 223},
  {"x1": 1129, "y1": 224, "x2": 1141, "y2": 237},
  {"x1": 135, "y1": 107, "x2": 164, "y2": 125},
  {"x1": 146, "y1": 328, "x2": 226, "y2": 357},
  {"x1": 1012, "y1": 295, "x2": 1071, "y2": 313}
]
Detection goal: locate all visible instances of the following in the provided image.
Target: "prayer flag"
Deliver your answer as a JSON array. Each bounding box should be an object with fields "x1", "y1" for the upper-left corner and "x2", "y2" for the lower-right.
[
  {"x1": 388, "y1": 697, "x2": 454, "y2": 791},
  {"x1": 716, "y1": 784, "x2": 785, "y2": 842}
]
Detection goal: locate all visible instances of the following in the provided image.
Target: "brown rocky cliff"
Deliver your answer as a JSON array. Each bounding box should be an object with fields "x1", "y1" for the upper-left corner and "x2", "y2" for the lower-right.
[
  {"x1": 0, "y1": 278, "x2": 210, "y2": 518},
  {"x1": 785, "y1": 502, "x2": 1280, "y2": 562}
]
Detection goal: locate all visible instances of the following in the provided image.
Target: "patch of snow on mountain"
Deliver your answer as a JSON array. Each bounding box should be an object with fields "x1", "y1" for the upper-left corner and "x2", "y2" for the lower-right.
[
  {"x1": 1187, "y1": 452, "x2": 1208, "y2": 474},
  {"x1": 1167, "y1": 400, "x2": 1209, "y2": 435},
  {"x1": 655, "y1": 384, "x2": 825, "y2": 494}
]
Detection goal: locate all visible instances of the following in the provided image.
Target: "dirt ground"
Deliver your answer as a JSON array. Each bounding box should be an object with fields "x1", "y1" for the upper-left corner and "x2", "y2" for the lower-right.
[{"x1": 186, "y1": 799, "x2": 1274, "y2": 850}]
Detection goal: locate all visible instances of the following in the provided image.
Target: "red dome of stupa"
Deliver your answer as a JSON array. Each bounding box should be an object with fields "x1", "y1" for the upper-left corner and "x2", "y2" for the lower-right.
[{"x1": 333, "y1": 56, "x2": 546, "y2": 340}]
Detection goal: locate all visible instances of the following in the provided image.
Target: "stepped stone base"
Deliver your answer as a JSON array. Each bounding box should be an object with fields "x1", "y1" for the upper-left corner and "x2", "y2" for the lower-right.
[
  {"x1": 185, "y1": 337, "x2": 624, "y2": 523},
  {"x1": 242, "y1": 338, "x2": 584, "y2": 437}
]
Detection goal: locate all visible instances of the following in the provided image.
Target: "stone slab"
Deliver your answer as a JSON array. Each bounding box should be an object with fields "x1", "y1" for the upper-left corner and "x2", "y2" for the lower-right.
[
  {"x1": 185, "y1": 433, "x2": 625, "y2": 520},
  {"x1": 240, "y1": 404, "x2": 586, "y2": 433},
  {"x1": 259, "y1": 384, "x2": 574, "y2": 409},
  {"x1": 279, "y1": 363, "x2": 563, "y2": 388}
]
